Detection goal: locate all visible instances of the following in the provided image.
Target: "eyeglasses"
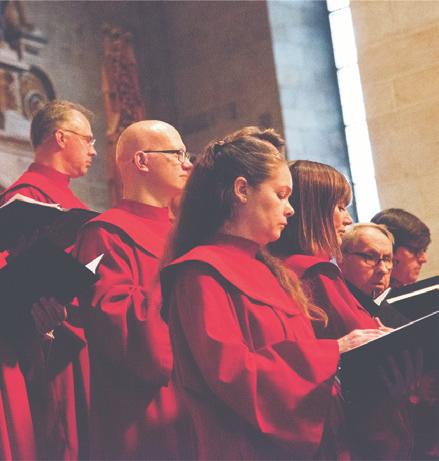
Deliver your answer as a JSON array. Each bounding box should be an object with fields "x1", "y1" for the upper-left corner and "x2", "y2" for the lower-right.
[
  {"x1": 141, "y1": 149, "x2": 191, "y2": 164},
  {"x1": 346, "y1": 251, "x2": 393, "y2": 268},
  {"x1": 60, "y1": 129, "x2": 96, "y2": 147},
  {"x1": 401, "y1": 245, "x2": 427, "y2": 258}
]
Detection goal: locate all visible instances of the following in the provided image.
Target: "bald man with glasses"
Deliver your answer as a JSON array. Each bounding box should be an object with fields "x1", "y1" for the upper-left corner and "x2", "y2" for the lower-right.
[
  {"x1": 0, "y1": 100, "x2": 96, "y2": 459},
  {"x1": 73, "y1": 120, "x2": 192, "y2": 460}
]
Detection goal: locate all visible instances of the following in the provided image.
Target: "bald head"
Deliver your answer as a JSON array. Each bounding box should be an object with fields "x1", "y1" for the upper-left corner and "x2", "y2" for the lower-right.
[
  {"x1": 116, "y1": 120, "x2": 183, "y2": 164},
  {"x1": 115, "y1": 120, "x2": 191, "y2": 207}
]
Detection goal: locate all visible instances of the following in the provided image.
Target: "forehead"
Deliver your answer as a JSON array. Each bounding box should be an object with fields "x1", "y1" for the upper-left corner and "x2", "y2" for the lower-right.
[
  {"x1": 267, "y1": 162, "x2": 292, "y2": 186},
  {"x1": 146, "y1": 127, "x2": 185, "y2": 151},
  {"x1": 65, "y1": 110, "x2": 92, "y2": 132},
  {"x1": 354, "y1": 228, "x2": 393, "y2": 253}
]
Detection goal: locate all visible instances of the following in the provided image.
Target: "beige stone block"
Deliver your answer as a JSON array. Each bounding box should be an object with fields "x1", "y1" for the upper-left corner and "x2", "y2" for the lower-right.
[
  {"x1": 362, "y1": 79, "x2": 396, "y2": 117},
  {"x1": 358, "y1": 23, "x2": 439, "y2": 83},
  {"x1": 351, "y1": 0, "x2": 396, "y2": 48},
  {"x1": 390, "y1": 0, "x2": 439, "y2": 35},
  {"x1": 377, "y1": 177, "x2": 422, "y2": 213},
  {"x1": 373, "y1": 137, "x2": 438, "y2": 183},
  {"x1": 368, "y1": 100, "x2": 439, "y2": 160},
  {"x1": 417, "y1": 171, "x2": 439, "y2": 220},
  {"x1": 393, "y1": 63, "x2": 439, "y2": 108}
]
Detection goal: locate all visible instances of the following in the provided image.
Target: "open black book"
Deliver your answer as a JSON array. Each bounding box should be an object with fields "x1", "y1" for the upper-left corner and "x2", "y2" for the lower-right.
[
  {"x1": 339, "y1": 311, "x2": 439, "y2": 405},
  {"x1": 385, "y1": 275, "x2": 438, "y2": 320},
  {"x1": 0, "y1": 193, "x2": 99, "y2": 251},
  {"x1": 0, "y1": 239, "x2": 102, "y2": 332}
]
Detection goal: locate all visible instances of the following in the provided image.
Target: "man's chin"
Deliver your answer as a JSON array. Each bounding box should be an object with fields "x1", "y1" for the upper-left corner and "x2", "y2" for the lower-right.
[{"x1": 369, "y1": 284, "x2": 385, "y2": 296}]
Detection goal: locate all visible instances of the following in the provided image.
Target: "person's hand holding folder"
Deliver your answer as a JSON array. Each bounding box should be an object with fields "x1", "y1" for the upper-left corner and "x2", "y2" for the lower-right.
[
  {"x1": 337, "y1": 328, "x2": 387, "y2": 353},
  {"x1": 31, "y1": 297, "x2": 68, "y2": 337}
]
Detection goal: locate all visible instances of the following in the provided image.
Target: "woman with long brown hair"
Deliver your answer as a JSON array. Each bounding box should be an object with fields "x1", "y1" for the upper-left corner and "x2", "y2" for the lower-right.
[
  {"x1": 270, "y1": 160, "x2": 415, "y2": 459},
  {"x1": 270, "y1": 160, "x2": 378, "y2": 338},
  {"x1": 161, "y1": 129, "x2": 384, "y2": 460}
]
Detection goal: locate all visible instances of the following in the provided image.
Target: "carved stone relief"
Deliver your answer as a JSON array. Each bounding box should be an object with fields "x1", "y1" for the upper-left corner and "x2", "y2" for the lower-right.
[
  {"x1": 102, "y1": 24, "x2": 145, "y2": 203},
  {"x1": 0, "y1": 1, "x2": 53, "y2": 188}
]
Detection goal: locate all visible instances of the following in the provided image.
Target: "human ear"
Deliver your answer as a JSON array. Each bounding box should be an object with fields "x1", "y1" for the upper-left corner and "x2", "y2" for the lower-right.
[
  {"x1": 233, "y1": 176, "x2": 248, "y2": 204},
  {"x1": 134, "y1": 151, "x2": 149, "y2": 171},
  {"x1": 54, "y1": 129, "x2": 66, "y2": 148}
]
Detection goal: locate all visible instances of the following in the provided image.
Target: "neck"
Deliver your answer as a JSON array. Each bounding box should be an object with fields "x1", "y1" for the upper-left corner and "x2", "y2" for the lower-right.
[
  {"x1": 122, "y1": 187, "x2": 173, "y2": 208},
  {"x1": 34, "y1": 152, "x2": 70, "y2": 176},
  {"x1": 219, "y1": 221, "x2": 261, "y2": 246},
  {"x1": 390, "y1": 277, "x2": 405, "y2": 288}
]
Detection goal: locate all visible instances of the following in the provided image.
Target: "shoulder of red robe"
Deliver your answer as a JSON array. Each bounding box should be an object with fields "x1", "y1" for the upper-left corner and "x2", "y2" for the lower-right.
[
  {"x1": 283, "y1": 254, "x2": 340, "y2": 279},
  {"x1": 0, "y1": 171, "x2": 87, "y2": 209},
  {"x1": 83, "y1": 207, "x2": 171, "y2": 259},
  {"x1": 161, "y1": 244, "x2": 303, "y2": 318}
]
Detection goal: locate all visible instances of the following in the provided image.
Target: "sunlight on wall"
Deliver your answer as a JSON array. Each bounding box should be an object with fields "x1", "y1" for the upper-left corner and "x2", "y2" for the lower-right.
[{"x1": 327, "y1": 0, "x2": 380, "y2": 221}]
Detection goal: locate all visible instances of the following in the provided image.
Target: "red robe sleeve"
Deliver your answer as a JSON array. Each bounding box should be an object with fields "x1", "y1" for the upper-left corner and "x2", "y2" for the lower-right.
[
  {"x1": 298, "y1": 267, "x2": 413, "y2": 458},
  {"x1": 0, "y1": 341, "x2": 36, "y2": 460},
  {"x1": 302, "y1": 265, "x2": 379, "y2": 339},
  {"x1": 170, "y1": 262, "x2": 340, "y2": 455},
  {"x1": 74, "y1": 224, "x2": 172, "y2": 384}
]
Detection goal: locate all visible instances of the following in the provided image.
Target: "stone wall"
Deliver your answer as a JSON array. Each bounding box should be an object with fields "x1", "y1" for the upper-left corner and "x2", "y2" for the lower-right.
[
  {"x1": 18, "y1": 0, "x2": 161, "y2": 211},
  {"x1": 159, "y1": 1, "x2": 283, "y2": 154},
  {"x1": 1, "y1": 1, "x2": 283, "y2": 211},
  {"x1": 267, "y1": 1, "x2": 350, "y2": 179},
  {"x1": 351, "y1": 0, "x2": 439, "y2": 279}
]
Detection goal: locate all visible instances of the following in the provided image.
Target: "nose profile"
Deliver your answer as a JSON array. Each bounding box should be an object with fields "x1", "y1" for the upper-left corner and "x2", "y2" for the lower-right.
[
  {"x1": 344, "y1": 210, "x2": 353, "y2": 225},
  {"x1": 285, "y1": 202, "x2": 294, "y2": 218},
  {"x1": 89, "y1": 143, "x2": 97, "y2": 157},
  {"x1": 182, "y1": 157, "x2": 193, "y2": 170},
  {"x1": 417, "y1": 250, "x2": 428, "y2": 264}
]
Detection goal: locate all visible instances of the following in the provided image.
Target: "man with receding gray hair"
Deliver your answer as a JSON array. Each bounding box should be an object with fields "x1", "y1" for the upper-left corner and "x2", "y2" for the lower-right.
[
  {"x1": 0, "y1": 99, "x2": 97, "y2": 460},
  {"x1": 340, "y1": 223, "x2": 407, "y2": 327}
]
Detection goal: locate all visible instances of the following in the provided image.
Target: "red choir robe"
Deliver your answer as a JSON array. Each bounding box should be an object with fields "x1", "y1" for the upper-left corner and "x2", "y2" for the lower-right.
[
  {"x1": 161, "y1": 234, "x2": 344, "y2": 460},
  {"x1": 72, "y1": 199, "x2": 188, "y2": 460},
  {"x1": 284, "y1": 254, "x2": 414, "y2": 459},
  {"x1": 0, "y1": 336, "x2": 36, "y2": 460},
  {"x1": 0, "y1": 162, "x2": 90, "y2": 460},
  {"x1": 283, "y1": 255, "x2": 379, "y2": 339}
]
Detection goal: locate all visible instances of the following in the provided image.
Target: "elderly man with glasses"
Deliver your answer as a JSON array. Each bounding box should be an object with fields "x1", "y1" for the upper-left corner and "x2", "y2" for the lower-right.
[
  {"x1": 339, "y1": 223, "x2": 408, "y2": 328},
  {"x1": 72, "y1": 120, "x2": 192, "y2": 460},
  {"x1": 0, "y1": 100, "x2": 96, "y2": 459}
]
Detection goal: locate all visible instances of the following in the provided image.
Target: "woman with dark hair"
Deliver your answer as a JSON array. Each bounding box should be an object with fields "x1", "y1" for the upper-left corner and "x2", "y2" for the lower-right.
[
  {"x1": 161, "y1": 128, "x2": 384, "y2": 460},
  {"x1": 270, "y1": 160, "x2": 415, "y2": 459}
]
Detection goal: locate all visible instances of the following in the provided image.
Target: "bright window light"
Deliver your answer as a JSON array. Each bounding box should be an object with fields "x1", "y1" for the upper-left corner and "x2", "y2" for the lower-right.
[{"x1": 327, "y1": 0, "x2": 380, "y2": 221}]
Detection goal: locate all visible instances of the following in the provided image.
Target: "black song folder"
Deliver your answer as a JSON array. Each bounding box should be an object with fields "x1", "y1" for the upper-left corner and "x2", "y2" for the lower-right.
[
  {"x1": 385, "y1": 276, "x2": 438, "y2": 320},
  {"x1": 340, "y1": 311, "x2": 439, "y2": 404},
  {"x1": 0, "y1": 193, "x2": 98, "y2": 251},
  {"x1": 0, "y1": 239, "x2": 99, "y2": 328}
]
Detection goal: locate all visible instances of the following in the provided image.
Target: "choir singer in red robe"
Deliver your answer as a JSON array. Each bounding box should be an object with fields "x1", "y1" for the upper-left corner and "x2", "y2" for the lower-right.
[
  {"x1": 0, "y1": 100, "x2": 96, "y2": 460},
  {"x1": 73, "y1": 120, "x2": 193, "y2": 459},
  {"x1": 270, "y1": 160, "x2": 416, "y2": 459},
  {"x1": 160, "y1": 127, "x2": 385, "y2": 460}
]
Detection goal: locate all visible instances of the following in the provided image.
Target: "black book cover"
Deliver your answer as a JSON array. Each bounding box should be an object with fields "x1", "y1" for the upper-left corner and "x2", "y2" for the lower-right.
[
  {"x1": 340, "y1": 311, "x2": 439, "y2": 405},
  {"x1": 0, "y1": 239, "x2": 99, "y2": 326},
  {"x1": 0, "y1": 194, "x2": 98, "y2": 251},
  {"x1": 386, "y1": 276, "x2": 439, "y2": 320}
]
